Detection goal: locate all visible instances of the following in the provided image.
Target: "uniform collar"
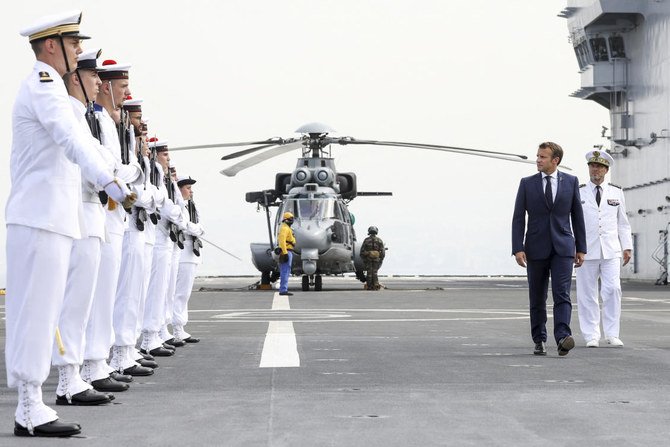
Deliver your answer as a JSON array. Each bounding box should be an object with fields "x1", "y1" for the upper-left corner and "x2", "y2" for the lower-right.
[
  {"x1": 68, "y1": 95, "x2": 86, "y2": 115},
  {"x1": 588, "y1": 180, "x2": 605, "y2": 193}
]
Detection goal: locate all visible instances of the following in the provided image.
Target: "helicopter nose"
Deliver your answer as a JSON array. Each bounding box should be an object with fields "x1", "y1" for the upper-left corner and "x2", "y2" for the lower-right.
[{"x1": 292, "y1": 226, "x2": 329, "y2": 250}]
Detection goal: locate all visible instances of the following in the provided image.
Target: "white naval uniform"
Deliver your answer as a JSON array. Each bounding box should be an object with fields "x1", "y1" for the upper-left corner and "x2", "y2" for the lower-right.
[
  {"x1": 138, "y1": 171, "x2": 165, "y2": 340},
  {"x1": 83, "y1": 107, "x2": 143, "y2": 382},
  {"x1": 5, "y1": 61, "x2": 116, "y2": 428},
  {"x1": 576, "y1": 182, "x2": 633, "y2": 342},
  {"x1": 173, "y1": 203, "x2": 204, "y2": 340},
  {"x1": 51, "y1": 97, "x2": 116, "y2": 399},
  {"x1": 142, "y1": 170, "x2": 184, "y2": 351},
  {"x1": 112, "y1": 151, "x2": 156, "y2": 370},
  {"x1": 161, "y1": 182, "x2": 186, "y2": 342}
]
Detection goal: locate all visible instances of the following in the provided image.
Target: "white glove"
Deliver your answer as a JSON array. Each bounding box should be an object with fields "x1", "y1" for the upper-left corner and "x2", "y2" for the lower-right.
[
  {"x1": 104, "y1": 179, "x2": 136, "y2": 208},
  {"x1": 186, "y1": 222, "x2": 204, "y2": 237}
]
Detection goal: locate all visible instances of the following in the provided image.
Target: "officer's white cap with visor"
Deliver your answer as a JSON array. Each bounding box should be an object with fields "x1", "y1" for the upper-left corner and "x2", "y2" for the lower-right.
[
  {"x1": 585, "y1": 150, "x2": 614, "y2": 168},
  {"x1": 19, "y1": 10, "x2": 91, "y2": 42}
]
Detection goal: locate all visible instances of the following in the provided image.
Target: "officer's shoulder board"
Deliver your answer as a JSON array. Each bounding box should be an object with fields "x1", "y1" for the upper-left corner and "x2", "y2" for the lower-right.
[
  {"x1": 579, "y1": 183, "x2": 586, "y2": 188},
  {"x1": 608, "y1": 183, "x2": 622, "y2": 189},
  {"x1": 38, "y1": 71, "x2": 53, "y2": 83}
]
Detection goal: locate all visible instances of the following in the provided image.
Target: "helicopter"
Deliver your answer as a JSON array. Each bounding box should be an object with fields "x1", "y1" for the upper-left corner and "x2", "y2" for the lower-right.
[{"x1": 172, "y1": 122, "x2": 535, "y2": 291}]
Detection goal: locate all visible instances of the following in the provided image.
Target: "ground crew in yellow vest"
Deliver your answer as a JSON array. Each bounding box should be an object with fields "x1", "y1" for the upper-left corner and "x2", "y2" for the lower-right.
[{"x1": 277, "y1": 212, "x2": 296, "y2": 296}]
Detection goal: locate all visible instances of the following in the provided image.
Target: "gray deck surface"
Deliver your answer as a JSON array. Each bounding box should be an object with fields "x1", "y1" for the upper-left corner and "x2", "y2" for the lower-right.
[{"x1": 0, "y1": 276, "x2": 669, "y2": 446}]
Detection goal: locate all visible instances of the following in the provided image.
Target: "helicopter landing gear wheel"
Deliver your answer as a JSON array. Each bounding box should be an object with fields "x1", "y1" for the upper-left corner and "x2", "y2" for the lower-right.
[
  {"x1": 302, "y1": 275, "x2": 310, "y2": 291},
  {"x1": 314, "y1": 275, "x2": 322, "y2": 291}
]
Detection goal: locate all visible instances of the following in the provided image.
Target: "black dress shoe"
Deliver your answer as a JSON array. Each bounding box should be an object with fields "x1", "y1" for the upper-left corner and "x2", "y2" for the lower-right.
[
  {"x1": 164, "y1": 337, "x2": 186, "y2": 347},
  {"x1": 137, "y1": 358, "x2": 158, "y2": 368},
  {"x1": 150, "y1": 346, "x2": 175, "y2": 357},
  {"x1": 140, "y1": 351, "x2": 155, "y2": 361},
  {"x1": 162, "y1": 343, "x2": 176, "y2": 351},
  {"x1": 533, "y1": 341, "x2": 547, "y2": 356},
  {"x1": 183, "y1": 336, "x2": 200, "y2": 343},
  {"x1": 91, "y1": 376, "x2": 130, "y2": 392},
  {"x1": 558, "y1": 335, "x2": 575, "y2": 356},
  {"x1": 14, "y1": 419, "x2": 81, "y2": 437},
  {"x1": 56, "y1": 389, "x2": 112, "y2": 406},
  {"x1": 122, "y1": 365, "x2": 155, "y2": 376},
  {"x1": 279, "y1": 292, "x2": 293, "y2": 296},
  {"x1": 110, "y1": 371, "x2": 133, "y2": 383}
]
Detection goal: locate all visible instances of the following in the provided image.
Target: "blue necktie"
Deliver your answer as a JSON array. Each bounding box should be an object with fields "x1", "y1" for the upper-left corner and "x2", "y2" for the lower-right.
[{"x1": 545, "y1": 176, "x2": 553, "y2": 207}]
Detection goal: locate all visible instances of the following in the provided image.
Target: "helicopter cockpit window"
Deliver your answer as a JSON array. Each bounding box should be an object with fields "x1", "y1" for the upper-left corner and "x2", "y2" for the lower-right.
[
  {"x1": 293, "y1": 198, "x2": 338, "y2": 220},
  {"x1": 590, "y1": 37, "x2": 609, "y2": 62}
]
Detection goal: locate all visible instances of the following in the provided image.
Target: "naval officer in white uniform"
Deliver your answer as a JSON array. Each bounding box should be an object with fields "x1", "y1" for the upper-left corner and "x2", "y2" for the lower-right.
[
  {"x1": 576, "y1": 150, "x2": 633, "y2": 348},
  {"x1": 6, "y1": 10, "x2": 134, "y2": 437}
]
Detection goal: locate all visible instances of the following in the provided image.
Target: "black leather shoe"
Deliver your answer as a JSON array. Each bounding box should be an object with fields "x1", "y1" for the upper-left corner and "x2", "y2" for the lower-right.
[
  {"x1": 150, "y1": 346, "x2": 175, "y2": 357},
  {"x1": 183, "y1": 336, "x2": 200, "y2": 343},
  {"x1": 558, "y1": 335, "x2": 575, "y2": 356},
  {"x1": 122, "y1": 365, "x2": 154, "y2": 376},
  {"x1": 279, "y1": 292, "x2": 293, "y2": 296},
  {"x1": 91, "y1": 377, "x2": 130, "y2": 392},
  {"x1": 137, "y1": 358, "x2": 158, "y2": 368},
  {"x1": 140, "y1": 351, "x2": 155, "y2": 361},
  {"x1": 164, "y1": 337, "x2": 186, "y2": 347},
  {"x1": 533, "y1": 341, "x2": 547, "y2": 356},
  {"x1": 110, "y1": 371, "x2": 133, "y2": 383},
  {"x1": 162, "y1": 343, "x2": 176, "y2": 351},
  {"x1": 56, "y1": 389, "x2": 112, "y2": 406},
  {"x1": 14, "y1": 419, "x2": 81, "y2": 437}
]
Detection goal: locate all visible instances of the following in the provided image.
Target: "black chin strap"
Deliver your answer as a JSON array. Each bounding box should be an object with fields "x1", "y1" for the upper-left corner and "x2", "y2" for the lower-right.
[
  {"x1": 58, "y1": 35, "x2": 71, "y2": 74},
  {"x1": 75, "y1": 69, "x2": 91, "y2": 104}
]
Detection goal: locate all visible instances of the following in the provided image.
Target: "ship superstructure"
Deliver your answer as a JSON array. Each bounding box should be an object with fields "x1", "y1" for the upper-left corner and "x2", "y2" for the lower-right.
[{"x1": 563, "y1": 0, "x2": 670, "y2": 283}]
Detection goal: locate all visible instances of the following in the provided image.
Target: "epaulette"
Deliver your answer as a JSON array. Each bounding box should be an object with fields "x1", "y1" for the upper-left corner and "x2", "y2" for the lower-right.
[
  {"x1": 38, "y1": 71, "x2": 53, "y2": 83},
  {"x1": 608, "y1": 183, "x2": 622, "y2": 189},
  {"x1": 93, "y1": 103, "x2": 104, "y2": 112},
  {"x1": 579, "y1": 184, "x2": 586, "y2": 188}
]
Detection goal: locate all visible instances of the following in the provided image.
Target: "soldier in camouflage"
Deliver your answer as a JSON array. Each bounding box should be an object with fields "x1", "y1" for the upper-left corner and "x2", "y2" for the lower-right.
[{"x1": 360, "y1": 226, "x2": 385, "y2": 290}]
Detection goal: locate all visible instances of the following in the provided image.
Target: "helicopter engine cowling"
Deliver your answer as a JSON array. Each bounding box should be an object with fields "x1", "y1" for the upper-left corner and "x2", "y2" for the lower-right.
[
  {"x1": 291, "y1": 168, "x2": 312, "y2": 186},
  {"x1": 313, "y1": 168, "x2": 335, "y2": 187}
]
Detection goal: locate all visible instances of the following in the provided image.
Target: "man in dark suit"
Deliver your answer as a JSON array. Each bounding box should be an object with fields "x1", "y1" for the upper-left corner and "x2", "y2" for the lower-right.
[{"x1": 512, "y1": 142, "x2": 586, "y2": 356}]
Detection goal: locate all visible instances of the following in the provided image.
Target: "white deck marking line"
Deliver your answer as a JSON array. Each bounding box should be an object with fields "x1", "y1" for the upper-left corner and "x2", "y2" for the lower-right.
[{"x1": 259, "y1": 293, "x2": 300, "y2": 368}]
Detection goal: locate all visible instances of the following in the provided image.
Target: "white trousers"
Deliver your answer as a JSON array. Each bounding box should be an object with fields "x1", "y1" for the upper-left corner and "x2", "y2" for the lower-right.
[
  {"x1": 142, "y1": 231, "x2": 174, "y2": 350},
  {"x1": 173, "y1": 262, "x2": 197, "y2": 328},
  {"x1": 137, "y1": 242, "x2": 154, "y2": 339},
  {"x1": 114, "y1": 230, "x2": 146, "y2": 348},
  {"x1": 53, "y1": 236, "x2": 102, "y2": 367},
  {"x1": 164, "y1": 244, "x2": 181, "y2": 332},
  {"x1": 576, "y1": 257, "x2": 623, "y2": 341},
  {"x1": 5, "y1": 225, "x2": 70, "y2": 425},
  {"x1": 85, "y1": 232, "x2": 123, "y2": 362}
]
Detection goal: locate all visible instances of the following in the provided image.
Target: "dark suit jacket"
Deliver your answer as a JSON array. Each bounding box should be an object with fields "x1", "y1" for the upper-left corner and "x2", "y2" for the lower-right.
[{"x1": 512, "y1": 171, "x2": 586, "y2": 260}]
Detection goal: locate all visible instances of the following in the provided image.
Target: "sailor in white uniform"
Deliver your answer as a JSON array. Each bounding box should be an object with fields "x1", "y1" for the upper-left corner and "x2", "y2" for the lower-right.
[
  {"x1": 111, "y1": 97, "x2": 159, "y2": 373},
  {"x1": 141, "y1": 141, "x2": 185, "y2": 356},
  {"x1": 576, "y1": 150, "x2": 633, "y2": 348},
  {"x1": 6, "y1": 11, "x2": 134, "y2": 438},
  {"x1": 53, "y1": 48, "x2": 121, "y2": 407},
  {"x1": 82, "y1": 60, "x2": 150, "y2": 382},
  {"x1": 172, "y1": 176, "x2": 205, "y2": 343}
]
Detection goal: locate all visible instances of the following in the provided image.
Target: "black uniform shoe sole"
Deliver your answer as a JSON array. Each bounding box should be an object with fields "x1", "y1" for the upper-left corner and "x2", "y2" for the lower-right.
[
  {"x1": 122, "y1": 365, "x2": 155, "y2": 376},
  {"x1": 56, "y1": 389, "x2": 112, "y2": 406},
  {"x1": 558, "y1": 336, "x2": 575, "y2": 356},
  {"x1": 91, "y1": 377, "x2": 130, "y2": 392},
  {"x1": 110, "y1": 372, "x2": 133, "y2": 383},
  {"x1": 137, "y1": 358, "x2": 159, "y2": 368},
  {"x1": 164, "y1": 338, "x2": 186, "y2": 347},
  {"x1": 14, "y1": 420, "x2": 81, "y2": 437},
  {"x1": 183, "y1": 337, "x2": 200, "y2": 343}
]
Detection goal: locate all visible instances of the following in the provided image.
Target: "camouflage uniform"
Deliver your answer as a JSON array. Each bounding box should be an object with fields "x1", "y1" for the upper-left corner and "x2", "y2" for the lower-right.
[{"x1": 361, "y1": 235, "x2": 385, "y2": 290}]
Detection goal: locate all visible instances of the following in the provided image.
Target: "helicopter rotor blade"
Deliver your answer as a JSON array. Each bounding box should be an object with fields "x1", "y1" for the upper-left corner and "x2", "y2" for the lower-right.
[
  {"x1": 221, "y1": 144, "x2": 278, "y2": 161},
  {"x1": 337, "y1": 138, "x2": 528, "y2": 159},
  {"x1": 220, "y1": 141, "x2": 305, "y2": 177},
  {"x1": 170, "y1": 137, "x2": 288, "y2": 152}
]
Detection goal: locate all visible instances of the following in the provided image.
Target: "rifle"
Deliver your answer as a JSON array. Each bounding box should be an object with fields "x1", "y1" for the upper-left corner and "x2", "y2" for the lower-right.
[
  {"x1": 164, "y1": 172, "x2": 184, "y2": 249},
  {"x1": 133, "y1": 134, "x2": 148, "y2": 231},
  {"x1": 147, "y1": 144, "x2": 161, "y2": 224},
  {"x1": 117, "y1": 108, "x2": 133, "y2": 214},
  {"x1": 187, "y1": 199, "x2": 203, "y2": 257}
]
